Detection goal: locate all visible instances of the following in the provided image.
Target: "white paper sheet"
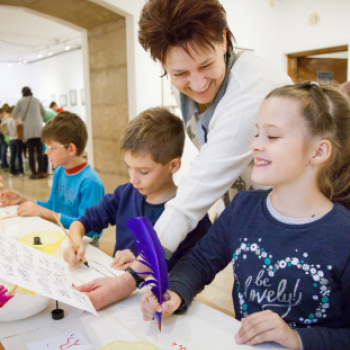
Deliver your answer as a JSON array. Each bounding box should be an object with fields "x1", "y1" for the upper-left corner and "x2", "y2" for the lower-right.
[
  {"x1": 0, "y1": 300, "x2": 83, "y2": 338},
  {"x1": 27, "y1": 330, "x2": 93, "y2": 350},
  {"x1": 0, "y1": 205, "x2": 18, "y2": 219},
  {"x1": 0, "y1": 234, "x2": 97, "y2": 316}
]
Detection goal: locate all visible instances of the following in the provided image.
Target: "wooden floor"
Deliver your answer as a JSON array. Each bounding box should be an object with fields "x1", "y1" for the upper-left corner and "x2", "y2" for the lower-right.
[{"x1": 1, "y1": 171, "x2": 235, "y2": 316}]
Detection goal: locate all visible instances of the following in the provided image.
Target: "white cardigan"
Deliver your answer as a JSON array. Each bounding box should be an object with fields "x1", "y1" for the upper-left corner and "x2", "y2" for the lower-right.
[{"x1": 155, "y1": 52, "x2": 292, "y2": 252}]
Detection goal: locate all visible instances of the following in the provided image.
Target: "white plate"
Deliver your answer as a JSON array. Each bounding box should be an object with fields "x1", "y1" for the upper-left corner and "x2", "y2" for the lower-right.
[{"x1": 0, "y1": 282, "x2": 50, "y2": 321}]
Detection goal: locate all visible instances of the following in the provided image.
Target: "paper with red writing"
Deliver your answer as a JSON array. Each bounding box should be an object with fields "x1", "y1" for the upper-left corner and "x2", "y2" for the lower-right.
[{"x1": 27, "y1": 330, "x2": 93, "y2": 350}]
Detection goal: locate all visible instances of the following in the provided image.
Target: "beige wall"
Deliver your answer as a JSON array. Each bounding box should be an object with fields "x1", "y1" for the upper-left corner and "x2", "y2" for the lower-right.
[{"x1": 0, "y1": 0, "x2": 131, "y2": 255}]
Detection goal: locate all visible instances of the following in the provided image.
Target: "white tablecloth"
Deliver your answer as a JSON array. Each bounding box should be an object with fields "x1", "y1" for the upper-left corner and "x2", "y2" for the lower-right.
[{"x1": 0, "y1": 216, "x2": 287, "y2": 350}]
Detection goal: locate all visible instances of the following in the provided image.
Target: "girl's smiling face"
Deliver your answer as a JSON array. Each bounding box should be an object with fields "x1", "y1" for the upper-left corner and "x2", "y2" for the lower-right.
[{"x1": 251, "y1": 97, "x2": 314, "y2": 188}]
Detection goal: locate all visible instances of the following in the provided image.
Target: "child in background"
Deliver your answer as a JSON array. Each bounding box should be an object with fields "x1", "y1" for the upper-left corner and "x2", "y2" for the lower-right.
[
  {"x1": 2, "y1": 106, "x2": 24, "y2": 176},
  {"x1": 141, "y1": 83, "x2": 350, "y2": 350},
  {"x1": 63, "y1": 107, "x2": 211, "y2": 271},
  {"x1": 0, "y1": 112, "x2": 104, "y2": 242}
]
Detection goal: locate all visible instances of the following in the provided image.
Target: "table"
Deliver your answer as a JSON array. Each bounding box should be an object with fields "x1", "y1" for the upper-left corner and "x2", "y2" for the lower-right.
[{"x1": 0, "y1": 216, "x2": 286, "y2": 350}]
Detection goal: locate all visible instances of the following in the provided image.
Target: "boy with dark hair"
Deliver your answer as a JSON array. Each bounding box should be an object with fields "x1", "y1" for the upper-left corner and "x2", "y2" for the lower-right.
[
  {"x1": 0, "y1": 112, "x2": 105, "y2": 240},
  {"x1": 63, "y1": 107, "x2": 211, "y2": 271}
]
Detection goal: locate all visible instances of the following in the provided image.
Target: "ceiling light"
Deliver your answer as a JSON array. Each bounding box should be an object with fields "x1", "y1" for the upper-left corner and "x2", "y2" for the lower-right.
[
  {"x1": 64, "y1": 45, "x2": 70, "y2": 51},
  {"x1": 48, "y1": 50, "x2": 53, "y2": 56},
  {"x1": 7, "y1": 63, "x2": 12, "y2": 67},
  {"x1": 17, "y1": 61, "x2": 22, "y2": 65},
  {"x1": 37, "y1": 52, "x2": 43, "y2": 59},
  {"x1": 23, "y1": 59, "x2": 27, "y2": 64}
]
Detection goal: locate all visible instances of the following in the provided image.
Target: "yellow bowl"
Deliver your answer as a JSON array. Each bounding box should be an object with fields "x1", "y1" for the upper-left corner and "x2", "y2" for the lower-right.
[{"x1": 19, "y1": 230, "x2": 65, "y2": 255}]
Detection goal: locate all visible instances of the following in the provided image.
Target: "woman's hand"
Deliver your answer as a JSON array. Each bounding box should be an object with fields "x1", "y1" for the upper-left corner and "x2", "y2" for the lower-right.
[
  {"x1": 110, "y1": 249, "x2": 136, "y2": 270},
  {"x1": 141, "y1": 289, "x2": 182, "y2": 321},
  {"x1": 0, "y1": 190, "x2": 28, "y2": 207},
  {"x1": 235, "y1": 310, "x2": 301, "y2": 349},
  {"x1": 74, "y1": 273, "x2": 137, "y2": 310}
]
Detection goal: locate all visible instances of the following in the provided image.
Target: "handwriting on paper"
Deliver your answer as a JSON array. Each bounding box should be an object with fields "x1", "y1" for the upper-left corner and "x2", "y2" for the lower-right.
[
  {"x1": 0, "y1": 234, "x2": 97, "y2": 316},
  {"x1": 172, "y1": 342, "x2": 187, "y2": 350},
  {"x1": 27, "y1": 330, "x2": 93, "y2": 350}
]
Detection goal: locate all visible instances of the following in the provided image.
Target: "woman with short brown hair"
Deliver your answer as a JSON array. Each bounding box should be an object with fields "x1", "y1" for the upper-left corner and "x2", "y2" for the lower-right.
[{"x1": 138, "y1": 0, "x2": 292, "y2": 252}]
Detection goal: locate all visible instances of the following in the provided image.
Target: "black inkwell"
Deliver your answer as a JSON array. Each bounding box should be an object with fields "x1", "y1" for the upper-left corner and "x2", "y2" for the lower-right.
[
  {"x1": 33, "y1": 236, "x2": 42, "y2": 245},
  {"x1": 51, "y1": 300, "x2": 64, "y2": 320}
]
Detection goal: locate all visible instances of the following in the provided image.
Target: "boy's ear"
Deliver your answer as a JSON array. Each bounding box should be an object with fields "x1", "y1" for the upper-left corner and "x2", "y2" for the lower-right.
[
  {"x1": 67, "y1": 143, "x2": 78, "y2": 156},
  {"x1": 311, "y1": 139, "x2": 332, "y2": 167},
  {"x1": 169, "y1": 158, "x2": 181, "y2": 174}
]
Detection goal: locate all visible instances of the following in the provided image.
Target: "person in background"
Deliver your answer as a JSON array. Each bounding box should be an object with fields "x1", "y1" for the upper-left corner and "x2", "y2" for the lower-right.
[
  {"x1": 141, "y1": 83, "x2": 350, "y2": 350},
  {"x1": 12, "y1": 87, "x2": 46, "y2": 179},
  {"x1": 0, "y1": 112, "x2": 104, "y2": 245},
  {"x1": 63, "y1": 107, "x2": 211, "y2": 272},
  {"x1": 49, "y1": 101, "x2": 64, "y2": 113},
  {"x1": 0, "y1": 107, "x2": 9, "y2": 172},
  {"x1": 2, "y1": 106, "x2": 24, "y2": 176}
]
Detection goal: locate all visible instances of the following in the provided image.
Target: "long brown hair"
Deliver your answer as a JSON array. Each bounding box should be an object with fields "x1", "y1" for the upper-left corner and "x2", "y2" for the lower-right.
[
  {"x1": 138, "y1": 0, "x2": 234, "y2": 64},
  {"x1": 266, "y1": 82, "x2": 350, "y2": 209}
]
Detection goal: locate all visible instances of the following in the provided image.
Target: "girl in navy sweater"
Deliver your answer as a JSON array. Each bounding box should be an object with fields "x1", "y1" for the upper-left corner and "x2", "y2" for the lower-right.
[{"x1": 141, "y1": 82, "x2": 350, "y2": 350}]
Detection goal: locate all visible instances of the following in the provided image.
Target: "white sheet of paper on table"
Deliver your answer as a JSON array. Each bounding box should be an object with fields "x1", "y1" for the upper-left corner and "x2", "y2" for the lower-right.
[
  {"x1": 0, "y1": 300, "x2": 83, "y2": 338},
  {"x1": 27, "y1": 330, "x2": 93, "y2": 350},
  {"x1": 0, "y1": 205, "x2": 18, "y2": 219},
  {"x1": 0, "y1": 233, "x2": 98, "y2": 316}
]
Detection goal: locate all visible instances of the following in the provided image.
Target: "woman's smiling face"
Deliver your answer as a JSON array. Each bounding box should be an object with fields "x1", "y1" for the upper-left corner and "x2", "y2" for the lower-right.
[{"x1": 164, "y1": 40, "x2": 226, "y2": 108}]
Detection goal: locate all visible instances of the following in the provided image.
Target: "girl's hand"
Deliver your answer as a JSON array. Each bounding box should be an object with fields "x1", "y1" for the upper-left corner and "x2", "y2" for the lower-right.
[
  {"x1": 141, "y1": 290, "x2": 182, "y2": 321},
  {"x1": 110, "y1": 249, "x2": 136, "y2": 270},
  {"x1": 235, "y1": 310, "x2": 302, "y2": 349}
]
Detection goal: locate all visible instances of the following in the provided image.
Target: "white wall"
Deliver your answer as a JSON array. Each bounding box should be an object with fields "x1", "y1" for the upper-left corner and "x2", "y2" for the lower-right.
[{"x1": 0, "y1": 49, "x2": 86, "y2": 120}]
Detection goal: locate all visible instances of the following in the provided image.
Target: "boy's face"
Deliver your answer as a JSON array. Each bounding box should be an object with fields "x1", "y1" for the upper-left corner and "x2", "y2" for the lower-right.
[
  {"x1": 44, "y1": 140, "x2": 70, "y2": 168},
  {"x1": 124, "y1": 150, "x2": 174, "y2": 199}
]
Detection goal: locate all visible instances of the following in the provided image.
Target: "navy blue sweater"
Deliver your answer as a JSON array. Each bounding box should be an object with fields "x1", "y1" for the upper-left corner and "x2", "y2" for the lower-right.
[
  {"x1": 169, "y1": 190, "x2": 350, "y2": 350},
  {"x1": 78, "y1": 183, "x2": 211, "y2": 271}
]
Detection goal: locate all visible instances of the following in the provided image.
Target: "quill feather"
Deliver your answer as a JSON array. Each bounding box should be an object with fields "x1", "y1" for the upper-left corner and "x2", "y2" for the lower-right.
[
  {"x1": 0, "y1": 285, "x2": 14, "y2": 308},
  {"x1": 126, "y1": 217, "x2": 169, "y2": 330}
]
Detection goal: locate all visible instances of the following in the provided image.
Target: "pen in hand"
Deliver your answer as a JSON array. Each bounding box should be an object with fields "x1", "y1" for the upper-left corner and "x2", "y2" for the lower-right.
[{"x1": 53, "y1": 213, "x2": 90, "y2": 268}]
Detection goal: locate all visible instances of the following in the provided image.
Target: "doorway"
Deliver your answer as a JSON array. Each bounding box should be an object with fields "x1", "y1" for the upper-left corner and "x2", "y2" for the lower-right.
[{"x1": 287, "y1": 45, "x2": 348, "y2": 85}]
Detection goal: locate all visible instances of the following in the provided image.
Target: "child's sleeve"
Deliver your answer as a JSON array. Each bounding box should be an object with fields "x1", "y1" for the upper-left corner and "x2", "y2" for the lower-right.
[
  {"x1": 77, "y1": 186, "x2": 122, "y2": 235},
  {"x1": 36, "y1": 172, "x2": 57, "y2": 210},
  {"x1": 296, "y1": 257, "x2": 350, "y2": 350},
  {"x1": 59, "y1": 180, "x2": 104, "y2": 230},
  {"x1": 168, "y1": 200, "x2": 234, "y2": 309}
]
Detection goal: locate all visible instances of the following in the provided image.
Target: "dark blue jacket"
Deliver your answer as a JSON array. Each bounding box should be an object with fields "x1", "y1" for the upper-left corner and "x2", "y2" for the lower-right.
[
  {"x1": 78, "y1": 183, "x2": 211, "y2": 271},
  {"x1": 169, "y1": 190, "x2": 350, "y2": 350}
]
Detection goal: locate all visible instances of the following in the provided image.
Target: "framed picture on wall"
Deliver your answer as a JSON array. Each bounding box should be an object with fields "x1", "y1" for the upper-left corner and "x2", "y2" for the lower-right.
[
  {"x1": 81, "y1": 89, "x2": 85, "y2": 105},
  {"x1": 50, "y1": 94, "x2": 55, "y2": 104},
  {"x1": 42, "y1": 99, "x2": 48, "y2": 108},
  {"x1": 59, "y1": 95, "x2": 67, "y2": 107},
  {"x1": 70, "y1": 90, "x2": 77, "y2": 106}
]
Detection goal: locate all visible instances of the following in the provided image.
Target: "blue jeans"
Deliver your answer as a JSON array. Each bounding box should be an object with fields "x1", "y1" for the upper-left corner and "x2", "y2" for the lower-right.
[
  {"x1": 0, "y1": 142, "x2": 9, "y2": 169},
  {"x1": 10, "y1": 139, "x2": 23, "y2": 174}
]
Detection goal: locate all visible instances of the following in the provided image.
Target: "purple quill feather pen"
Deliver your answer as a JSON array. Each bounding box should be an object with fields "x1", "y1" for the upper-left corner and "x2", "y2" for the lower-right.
[{"x1": 126, "y1": 217, "x2": 169, "y2": 331}]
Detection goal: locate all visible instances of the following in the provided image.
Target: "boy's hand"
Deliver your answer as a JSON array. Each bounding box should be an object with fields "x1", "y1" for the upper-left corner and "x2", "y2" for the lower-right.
[
  {"x1": 111, "y1": 249, "x2": 136, "y2": 270},
  {"x1": 141, "y1": 290, "x2": 182, "y2": 321},
  {"x1": 63, "y1": 238, "x2": 85, "y2": 266},
  {"x1": 235, "y1": 310, "x2": 301, "y2": 349},
  {"x1": 17, "y1": 202, "x2": 44, "y2": 217},
  {"x1": 0, "y1": 190, "x2": 28, "y2": 207}
]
